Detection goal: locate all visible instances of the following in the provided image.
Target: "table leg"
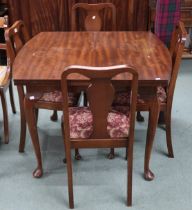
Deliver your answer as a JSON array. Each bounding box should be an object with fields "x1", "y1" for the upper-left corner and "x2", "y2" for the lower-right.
[
  {"x1": 24, "y1": 96, "x2": 43, "y2": 178},
  {"x1": 144, "y1": 97, "x2": 160, "y2": 181},
  {"x1": 17, "y1": 86, "x2": 26, "y2": 152}
]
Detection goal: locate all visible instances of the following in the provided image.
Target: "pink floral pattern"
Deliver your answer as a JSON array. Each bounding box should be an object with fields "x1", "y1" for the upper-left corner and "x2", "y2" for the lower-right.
[
  {"x1": 69, "y1": 107, "x2": 93, "y2": 138},
  {"x1": 0, "y1": 66, "x2": 9, "y2": 85},
  {"x1": 107, "y1": 110, "x2": 130, "y2": 138},
  {"x1": 68, "y1": 107, "x2": 130, "y2": 138},
  {"x1": 157, "y1": 86, "x2": 167, "y2": 102},
  {"x1": 39, "y1": 91, "x2": 78, "y2": 106},
  {"x1": 113, "y1": 105, "x2": 130, "y2": 115},
  {"x1": 113, "y1": 92, "x2": 130, "y2": 106},
  {"x1": 114, "y1": 86, "x2": 167, "y2": 105}
]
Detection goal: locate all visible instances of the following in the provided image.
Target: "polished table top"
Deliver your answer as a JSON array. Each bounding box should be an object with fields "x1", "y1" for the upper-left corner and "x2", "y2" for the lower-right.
[
  {"x1": 13, "y1": 31, "x2": 172, "y2": 86},
  {"x1": 13, "y1": 31, "x2": 171, "y2": 182}
]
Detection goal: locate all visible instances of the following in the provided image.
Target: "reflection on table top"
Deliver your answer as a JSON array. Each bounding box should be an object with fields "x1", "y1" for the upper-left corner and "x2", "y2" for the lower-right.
[{"x1": 13, "y1": 31, "x2": 172, "y2": 86}]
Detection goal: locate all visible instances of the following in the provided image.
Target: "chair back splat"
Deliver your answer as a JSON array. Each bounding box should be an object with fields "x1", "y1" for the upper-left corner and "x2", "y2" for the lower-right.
[{"x1": 71, "y1": 3, "x2": 116, "y2": 31}]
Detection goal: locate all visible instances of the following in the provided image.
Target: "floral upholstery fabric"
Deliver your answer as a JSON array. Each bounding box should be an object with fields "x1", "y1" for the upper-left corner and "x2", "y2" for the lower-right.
[
  {"x1": 156, "y1": 86, "x2": 167, "y2": 103},
  {"x1": 68, "y1": 107, "x2": 130, "y2": 139},
  {"x1": 113, "y1": 105, "x2": 130, "y2": 115},
  {"x1": 113, "y1": 92, "x2": 131, "y2": 106},
  {"x1": 0, "y1": 66, "x2": 9, "y2": 86},
  {"x1": 39, "y1": 91, "x2": 78, "y2": 106},
  {"x1": 114, "y1": 86, "x2": 167, "y2": 105}
]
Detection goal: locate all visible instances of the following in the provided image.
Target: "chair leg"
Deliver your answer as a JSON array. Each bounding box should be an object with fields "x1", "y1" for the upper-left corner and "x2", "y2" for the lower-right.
[
  {"x1": 17, "y1": 86, "x2": 27, "y2": 152},
  {"x1": 136, "y1": 111, "x2": 144, "y2": 122},
  {"x1": 125, "y1": 147, "x2": 128, "y2": 160},
  {"x1": 65, "y1": 139, "x2": 74, "y2": 208},
  {"x1": 127, "y1": 143, "x2": 133, "y2": 206},
  {"x1": 75, "y1": 149, "x2": 82, "y2": 160},
  {"x1": 83, "y1": 91, "x2": 88, "y2": 106},
  {"x1": 9, "y1": 80, "x2": 16, "y2": 114},
  {"x1": 0, "y1": 90, "x2": 9, "y2": 144},
  {"x1": 50, "y1": 110, "x2": 58, "y2": 121},
  {"x1": 158, "y1": 111, "x2": 165, "y2": 124},
  {"x1": 35, "y1": 108, "x2": 39, "y2": 124},
  {"x1": 107, "y1": 148, "x2": 115, "y2": 159},
  {"x1": 61, "y1": 121, "x2": 67, "y2": 163},
  {"x1": 24, "y1": 97, "x2": 43, "y2": 178},
  {"x1": 61, "y1": 121, "x2": 81, "y2": 163},
  {"x1": 144, "y1": 98, "x2": 160, "y2": 181},
  {"x1": 165, "y1": 110, "x2": 174, "y2": 158}
]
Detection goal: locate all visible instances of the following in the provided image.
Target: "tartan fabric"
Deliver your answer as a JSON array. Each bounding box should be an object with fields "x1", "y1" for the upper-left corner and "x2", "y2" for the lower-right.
[{"x1": 155, "y1": 0, "x2": 181, "y2": 47}]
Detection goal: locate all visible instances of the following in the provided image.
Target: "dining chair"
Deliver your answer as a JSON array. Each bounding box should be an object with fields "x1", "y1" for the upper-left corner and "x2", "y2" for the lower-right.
[
  {"x1": 53, "y1": 3, "x2": 117, "y2": 120},
  {"x1": 70, "y1": 2, "x2": 116, "y2": 160},
  {"x1": 71, "y1": 2, "x2": 116, "y2": 31},
  {"x1": 5, "y1": 20, "x2": 81, "y2": 159},
  {"x1": 109, "y1": 21, "x2": 187, "y2": 167},
  {"x1": 41, "y1": 2, "x2": 116, "y2": 136},
  {"x1": 60, "y1": 64, "x2": 138, "y2": 208},
  {"x1": 0, "y1": 15, "x2": 16, "y2": 144}
]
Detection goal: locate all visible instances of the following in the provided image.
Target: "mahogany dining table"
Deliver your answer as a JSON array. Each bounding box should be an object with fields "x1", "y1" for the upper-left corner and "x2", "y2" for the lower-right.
[{"x1": 13, "y1": 31, "x2": 172, "y2": 180}]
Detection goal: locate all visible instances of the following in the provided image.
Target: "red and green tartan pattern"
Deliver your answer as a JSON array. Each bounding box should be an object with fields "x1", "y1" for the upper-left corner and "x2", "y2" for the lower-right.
[{"x1": 155, "y1": 0, "x2": 181, "y2": 47}]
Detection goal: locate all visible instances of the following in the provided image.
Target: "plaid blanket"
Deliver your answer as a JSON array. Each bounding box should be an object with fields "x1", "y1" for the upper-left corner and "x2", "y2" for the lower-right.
[{"x1": 155, "y1": 0, "x2": 181, "y2": 47}]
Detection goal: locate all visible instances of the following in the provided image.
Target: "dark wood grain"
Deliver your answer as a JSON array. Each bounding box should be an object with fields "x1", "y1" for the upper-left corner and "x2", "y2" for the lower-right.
[
  {"x1": 8, "y1": 0, "x2": 149, "y2": 35},
  {"x1": 12, "y1": 31, "x2": 172, "y2": 185},
  {"x1": 71, "y1": 3, "x2": 116, "y2": 31},
  {"x1": 13, "y1": 31, "x2": 171, "y2": 86}
]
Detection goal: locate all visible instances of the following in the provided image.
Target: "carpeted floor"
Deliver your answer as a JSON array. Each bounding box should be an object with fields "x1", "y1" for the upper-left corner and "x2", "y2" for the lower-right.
[{"x1": 0, "y1": 60, "x2": 191, "y2": 210}]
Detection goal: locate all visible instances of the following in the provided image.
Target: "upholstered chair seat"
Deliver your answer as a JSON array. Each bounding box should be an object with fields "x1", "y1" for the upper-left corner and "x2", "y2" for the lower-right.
[
  {"x1": 66, "y1": 107, "x2": 130, "y2": 139},
  {"x1": 39, "y1": 90, "x2": 78, "y2": 105},
  {"x1": 113, "y1": 86, "x2": 167, "y2": 106},
  {"x1": 0, "y1": 66, "x2": 10, "y2": 86}
]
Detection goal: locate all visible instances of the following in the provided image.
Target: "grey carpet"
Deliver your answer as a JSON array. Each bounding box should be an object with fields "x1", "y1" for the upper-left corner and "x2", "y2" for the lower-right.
[{"x1": 0, "y1": 60, "x2": 191, "y2": 210}]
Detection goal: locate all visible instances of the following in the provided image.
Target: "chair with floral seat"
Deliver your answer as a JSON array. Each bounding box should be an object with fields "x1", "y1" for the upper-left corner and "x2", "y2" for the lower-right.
[
  {"x1": 51, "y1": 2, "x2": 117, "y2": 123},
  {"x1": 109, "y1": 21, "x2": 187, "y2": 166},
  {"x1": 5, "y1": 20, "x2": 81, "y2": 159},
  {"x1": 0, "y1": 15, "x2": 16, "y2": 144},
  {"x1": 60, "y1": 64, "x2": 138, "y2": 208}
]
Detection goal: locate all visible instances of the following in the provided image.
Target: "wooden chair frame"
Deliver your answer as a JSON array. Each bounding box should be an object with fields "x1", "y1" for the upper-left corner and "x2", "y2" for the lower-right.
[
  {"x1": 0, "y1": 15, "x2": 16, "y2": 143},
  {"x1": 61, "y1": 65, "x2": 138, "y2": 208},
  {"x1": 71, "y1": 3, "x2": 116, "y2": 31},
  {"x1": 5, "y1": 21, "x2": 82, "y2": 176},
  {"x1": 5, "y1": 20, "x2": 30, "y2": 149},
  {"x1": 109, "y1": 21, "x2": 187, "y2": 180}
]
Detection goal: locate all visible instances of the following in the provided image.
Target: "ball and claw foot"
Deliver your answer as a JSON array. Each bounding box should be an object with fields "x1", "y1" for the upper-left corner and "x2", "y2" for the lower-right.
[
  {"x1": 50, "y1": 110, "x2": 58, "y2": 122},
  {"x1": 168, "y1": 152, "x2": 174, "y2": 158},
  {"x1": 75, "y1": 153, "x2": 82, "y2": 160},
  {"x1": 137, "y1": 112, "x2": 145, "y2": 122},
  {"x1": 63, "y1": 153, "x2": 82, "y2": 163},
  {"x1": 144, "y1": 169, "x2": 155, "y2": 181},
  {"x1": 33, "y1": 168, "x2": 43, "y2": 178},
  {"x1": 107, "y1": 152, "x2": 115, "y2": 159}
]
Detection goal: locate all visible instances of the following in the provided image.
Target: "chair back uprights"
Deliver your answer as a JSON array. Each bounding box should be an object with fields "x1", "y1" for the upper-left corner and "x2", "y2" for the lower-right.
[
  {"x1": 167, "y1": 21, "x2": 187, "y2": 107},
  {"x1": 71, "y1": 3, "x2": 116, "y2": 31},
  {"x1": 61, "y1": 64, "x2": 138, "y2": 207},
  {"x1": 5, "y1": 20, "x2": 30, "y2": 66}
]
